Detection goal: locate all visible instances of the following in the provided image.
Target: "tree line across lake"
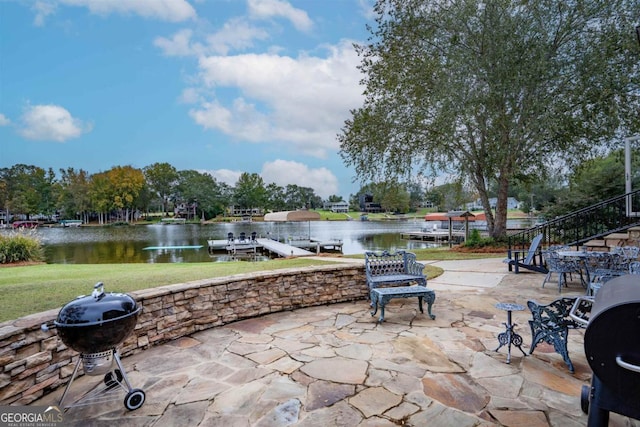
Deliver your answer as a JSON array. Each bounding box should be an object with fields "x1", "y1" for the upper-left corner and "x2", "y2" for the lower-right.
[
  {"x1": 0, "y1": 163, "x2": 435, "y2": 224},
  {"x1": 3, "y1": 148, "x2": 638, "y2": 227},
  {"x1": 0, "y1": 163, "x2": 333, "y2": 224}
]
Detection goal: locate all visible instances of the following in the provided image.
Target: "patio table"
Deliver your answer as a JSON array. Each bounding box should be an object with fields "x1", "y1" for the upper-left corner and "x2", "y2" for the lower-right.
[{"x1": 556, "y1": 250, "x2": 591, "y2": 288}]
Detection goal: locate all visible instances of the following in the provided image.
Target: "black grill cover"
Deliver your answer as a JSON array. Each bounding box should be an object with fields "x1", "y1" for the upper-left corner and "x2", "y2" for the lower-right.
[
  {"x1": 55, "y1": 287, "x2": 140, "y2": 354},
  {"x1": 584, "y1": 275, "x2": 640, "y2": 402}
]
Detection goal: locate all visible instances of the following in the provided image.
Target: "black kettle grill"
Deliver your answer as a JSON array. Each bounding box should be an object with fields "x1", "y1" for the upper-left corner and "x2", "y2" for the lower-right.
[
  {"x1": 43, "y1": 282, "x2": 145, "y2": 411},
  {"x1": 581, "y1": 275, "x2": 640, "y2": 426}
]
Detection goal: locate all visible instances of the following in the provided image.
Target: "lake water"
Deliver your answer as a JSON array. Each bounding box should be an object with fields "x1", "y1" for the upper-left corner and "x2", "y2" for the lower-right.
[
  {"x1": 22, "y1": 217, "x2": 535, "y2": 264},
  {"x1": 33, "y1": 220, "x2": 444, "y2": 264}
]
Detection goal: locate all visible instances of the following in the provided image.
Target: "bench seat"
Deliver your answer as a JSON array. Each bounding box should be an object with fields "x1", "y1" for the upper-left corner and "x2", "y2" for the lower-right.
[{"x1": 368, "y1": 274, "x2": 426, "y2": 287}]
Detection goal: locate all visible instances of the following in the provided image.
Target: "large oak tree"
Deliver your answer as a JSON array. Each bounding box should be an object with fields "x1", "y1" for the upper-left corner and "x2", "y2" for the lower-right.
[{"x1": 339, "y1": 0, "x2": 640, "y2": 237}]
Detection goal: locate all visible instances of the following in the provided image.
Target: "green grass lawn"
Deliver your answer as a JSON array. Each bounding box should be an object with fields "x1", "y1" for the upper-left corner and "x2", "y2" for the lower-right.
[
  {"x1": 0, "y1": 259, "x2": 336, "y2": 322},
  {"x1": 0, "y1": 248, "x2": 502, "y2": 323}
]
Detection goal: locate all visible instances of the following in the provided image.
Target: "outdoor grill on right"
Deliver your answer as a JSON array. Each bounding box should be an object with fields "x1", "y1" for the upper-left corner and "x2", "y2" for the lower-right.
[{"x1": 582, "y1": 274, "x2": 640, "y2": 426}]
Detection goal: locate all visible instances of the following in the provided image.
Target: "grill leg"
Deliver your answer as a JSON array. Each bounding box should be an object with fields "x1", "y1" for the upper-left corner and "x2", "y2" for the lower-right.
[
  {"x1": 587, "y1": 376, "x2": 610, "y2": 427},
  {"x1": 59, "y1": 357, "x2": 82, "y2": 409},
  {"x1": 113, "y1": 349, "x2": 134, "y2": 392}
]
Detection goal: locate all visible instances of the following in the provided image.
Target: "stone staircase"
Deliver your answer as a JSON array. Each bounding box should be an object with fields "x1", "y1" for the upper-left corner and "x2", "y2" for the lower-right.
[{"x1": 582, "y1": 226, "x2": 640, "y2": 251}]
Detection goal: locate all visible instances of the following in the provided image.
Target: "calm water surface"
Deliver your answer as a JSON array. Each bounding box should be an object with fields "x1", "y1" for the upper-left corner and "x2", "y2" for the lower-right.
[{"x1": 34, "y1": 220, "x2": 443, "y2": 264}]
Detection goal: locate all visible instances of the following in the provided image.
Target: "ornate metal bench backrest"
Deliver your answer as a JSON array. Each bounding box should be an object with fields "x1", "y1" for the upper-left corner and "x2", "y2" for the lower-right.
[{"x1": 365, "y1": 250, "x2": 412, "y2": 276}]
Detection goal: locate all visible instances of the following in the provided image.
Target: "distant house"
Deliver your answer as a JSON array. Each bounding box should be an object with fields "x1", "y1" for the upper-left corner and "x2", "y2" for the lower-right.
[
  {"x1": 228, "y1": 206, "x2": 263, "y2": 217},
  {"x1": 466, "y1": 197, "x2": 521, "y2": 210},
  {"x1": 327, "y1": 202, "x2": 349, "y2": 213},
  {"x1": 174, "y1": 202, "x2": 197, "y2": 219},
  {"x1": 358, "y1": 193, "x2": 383, "y2": 213}
]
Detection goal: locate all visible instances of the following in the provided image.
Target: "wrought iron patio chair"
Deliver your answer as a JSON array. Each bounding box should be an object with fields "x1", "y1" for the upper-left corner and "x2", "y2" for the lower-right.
[
  {"x1": 584, "y1": 252, "x2": 626, "y2": 296},
  {"x1": 611, "y1": 246, "x2": 640, "y2": 270},
  {"x1": 528, "y1": 297, "x2": 583, "y2": 373},
  {"x1": 542, "y1": 249, "x2": 582, "y2": 293}
]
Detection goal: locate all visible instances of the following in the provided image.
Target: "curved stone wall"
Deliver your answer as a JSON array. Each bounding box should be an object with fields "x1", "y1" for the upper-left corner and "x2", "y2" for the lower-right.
[{"x1": 0, "y1": 264, "x2": 366, "y2": 405}]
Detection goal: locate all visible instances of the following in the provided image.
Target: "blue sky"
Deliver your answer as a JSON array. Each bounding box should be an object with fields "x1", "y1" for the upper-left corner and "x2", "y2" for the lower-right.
[{"x1": 0, "y1": 0, "x2": 376, "y2": 199}]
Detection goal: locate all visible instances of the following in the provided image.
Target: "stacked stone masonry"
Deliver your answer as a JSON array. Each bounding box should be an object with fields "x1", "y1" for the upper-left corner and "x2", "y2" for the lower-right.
[{"x1": 0, "y1": 265, "x2": 366, "y2": 405}]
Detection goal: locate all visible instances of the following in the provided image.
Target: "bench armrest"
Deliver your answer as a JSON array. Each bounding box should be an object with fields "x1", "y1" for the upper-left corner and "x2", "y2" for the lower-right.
[{"x1": 406, "y1": 260, "x2": 426, "y2": 276}]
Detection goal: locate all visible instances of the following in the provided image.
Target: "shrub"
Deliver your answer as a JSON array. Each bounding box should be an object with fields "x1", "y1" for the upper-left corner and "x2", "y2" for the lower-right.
[
  {"x1": 462, "y1": 229, "x2": 496, "y2": 249},
  {"x1": 0, "y1": 229, "x2": 44, "y2": 264}
]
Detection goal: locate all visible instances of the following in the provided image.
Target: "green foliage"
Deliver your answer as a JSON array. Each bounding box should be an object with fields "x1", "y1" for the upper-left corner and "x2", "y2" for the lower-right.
[
  {"x1": 0, "y1": 230, "x2": 43, "y2": 264},
  {"x1": 143, "y1": 162, "x2": 179, "y2": 215},
  {"x1": 339, "y1": 0, "x2": 640, "y2": 238},
  {"x1": 1, "y1": 163, "x2": 327, "y2": 224},
  {"x1": 175, "y1": 169, "x2": 229, "y2": 219},
  {"x1": 461, "y1": 229, "x2": 509, "y2": 249},
  {"x1": 234, "y1": 172, "x2": 267, "y2": 210},
  {"x1": 462, "y1": 229, "x2": 491, "y2": 248},
  {"x1": 543, "y1": 149, "x2": 640, "y2": 218}
]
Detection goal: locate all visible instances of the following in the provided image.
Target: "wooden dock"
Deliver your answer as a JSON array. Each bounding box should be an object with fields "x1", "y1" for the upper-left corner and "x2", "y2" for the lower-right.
[
  {"x1": 400, "y1": 230, "x2": 465, "y2": 242},
  {"x1": 206, "y1": 238, "x2": 316, "y2": 257},
  {"x1": 286, "y1": 237, "x2": 343, "y2": 252},
  {"x1": 256, "y1": 238, "x2": 314, "y2": 257}
]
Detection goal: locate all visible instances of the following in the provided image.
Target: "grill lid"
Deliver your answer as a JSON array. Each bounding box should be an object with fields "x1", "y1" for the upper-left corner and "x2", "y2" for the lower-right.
[
  {"x1": 55, "y1": 282, "x2": 139, "y2": 327},
  {"x1": 584, "y1": 275, "x2": 640, "y2": 398}
]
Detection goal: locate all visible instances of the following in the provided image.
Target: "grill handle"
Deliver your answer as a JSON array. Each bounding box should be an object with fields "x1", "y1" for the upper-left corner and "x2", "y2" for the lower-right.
[
  {"x1": 41, "y1": 322, "x2": 56, "y2": 332},
  {"x1": 92, "y1": 282, "x2": 105, "y2": 299},
  {"x1": 616, "y1": 356, "x2": 640, "y2": 373}
]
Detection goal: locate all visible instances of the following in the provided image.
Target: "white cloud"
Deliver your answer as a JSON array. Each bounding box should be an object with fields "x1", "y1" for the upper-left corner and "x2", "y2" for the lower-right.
[
  {"x1": 248, "y1": 0, "x2": 313, "y2": 32},
  {"x1": 179, "y1": 87, "x2": 201, "y2": 104},
  {"x1": 0, "y1": 114, "x2": 10, "y2": 126},
  {"x1": 357, "y1": 0, "x2": 377, "y2": 20},
  {"x1": 189, "y1": 100, "x2": 234, "y2": 134},
  {"x1": 154, "y1": 29, "x2": 204, "y2": 57},
  {"x1": 36, "y1": 0, "x2": 196, "y2": 24},
  {"x1": 205, "y1": 17, "x2": 270, "y2": 55},
  {"x1": 204, "y1": 169, "x2": 242, "y2": 186},
  {"x1": 155, "y1": 19, "x2": 270, "y2": 57},
  {"x1": 32, "y1": 1, "x2": 57, "y2": 26},
  {"x1": 190, "y1": 40, "x2": 363, "y2": 157},
  {"x1": 18, "y1": 104, "x2": 91, "y2": 142},
  {"x1": 261, "y1": 160, "x2": 338, "y2": 198}
]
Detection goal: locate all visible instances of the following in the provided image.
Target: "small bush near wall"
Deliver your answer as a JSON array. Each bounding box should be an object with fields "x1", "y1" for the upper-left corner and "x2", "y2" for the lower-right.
[{"x1": 0, "y1": 229, "x2": 43, "y2": 264}]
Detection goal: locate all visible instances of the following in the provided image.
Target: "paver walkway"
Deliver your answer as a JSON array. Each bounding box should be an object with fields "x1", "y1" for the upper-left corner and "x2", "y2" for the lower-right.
[{"x1": 33, "y1": 258, "x2": 640, "y2": 426}]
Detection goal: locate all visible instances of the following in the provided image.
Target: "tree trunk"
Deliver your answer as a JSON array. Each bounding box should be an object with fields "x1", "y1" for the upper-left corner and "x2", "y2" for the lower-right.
[{"x1": 492, "y1": 176, "x2": 510, "y2": 238}]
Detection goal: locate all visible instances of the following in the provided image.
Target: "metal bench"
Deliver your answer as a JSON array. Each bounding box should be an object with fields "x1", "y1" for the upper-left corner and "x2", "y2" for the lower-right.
[
  {"x1": 365, "y1": 250, "x2": 435, "y2": 322},
  {"x1": 365, "y1": 250, "x2": 428, "y2": 289}
]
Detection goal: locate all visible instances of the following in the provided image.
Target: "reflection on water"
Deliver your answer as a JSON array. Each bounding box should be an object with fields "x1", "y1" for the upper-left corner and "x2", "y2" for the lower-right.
[{"x1": 29, "y1": 221, "x2": 445, "y2": 264}]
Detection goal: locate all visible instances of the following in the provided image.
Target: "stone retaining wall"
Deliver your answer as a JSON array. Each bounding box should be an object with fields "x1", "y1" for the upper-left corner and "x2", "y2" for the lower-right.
[{"x1": 0, "y1": 264, "x2": 366, "y2": 405}]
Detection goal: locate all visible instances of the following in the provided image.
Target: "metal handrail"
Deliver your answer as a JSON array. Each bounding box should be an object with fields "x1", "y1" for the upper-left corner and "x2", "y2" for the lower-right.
[{"x1": 508, "y1": 189, "x2": 640, "y2": 255}]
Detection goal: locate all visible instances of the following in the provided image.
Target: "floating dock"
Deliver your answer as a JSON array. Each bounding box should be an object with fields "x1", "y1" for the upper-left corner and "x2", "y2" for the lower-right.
[
  {"x1": 207, "y1": 237, "x2": 342, "y2": 257},
  {"x1": 143, "y1": 245, "x2": 203, "y2": 250}
]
